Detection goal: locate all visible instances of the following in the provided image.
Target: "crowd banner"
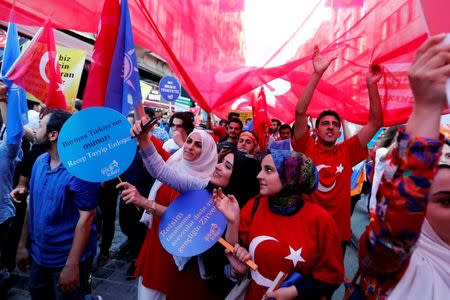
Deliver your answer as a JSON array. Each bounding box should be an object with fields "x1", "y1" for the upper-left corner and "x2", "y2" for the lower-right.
[
  {"x1": 159, "y1": 190, "x2": 227, "y2": 257},
  {"x1": 57, "y1": 107, "x2": 136, "y2": 182}
]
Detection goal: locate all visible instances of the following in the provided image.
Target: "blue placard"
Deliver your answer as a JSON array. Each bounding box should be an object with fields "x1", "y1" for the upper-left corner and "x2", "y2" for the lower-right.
[
  {"x1": 159, "y1": 76, "x2": 181, "y2": 102},
  {"x1": 159, "y1": 189, "x2": 227, "y2": 257},
  {"x1": 57, "y1": 107, "x2": 136, "y2": 182}
]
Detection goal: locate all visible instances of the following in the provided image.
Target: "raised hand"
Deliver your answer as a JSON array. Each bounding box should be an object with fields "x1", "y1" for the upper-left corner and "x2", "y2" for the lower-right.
[
  {"x1": 213, "y1": 187, "x2": 240, "y2": 224},
  {"x1": 312, "y1": 46, "x2": 336, "y2": 75},
  {"x1": 172, "y1": 130, "x2": 184, "y2": 147},
  {"x1": 366, "y1": 65, "x2": 383, "y2": 85},
  {"x1": 408, "y1": 34, "x2": 450, "y2": 109}
]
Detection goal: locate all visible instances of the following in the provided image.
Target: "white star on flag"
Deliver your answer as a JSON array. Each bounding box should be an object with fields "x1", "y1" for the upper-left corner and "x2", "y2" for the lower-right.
[
  {"x1": 284, "y1": 246, "x2": 305, "y2": 267},
  {"x1": 57, "y1": 82, "x2": 65, "y2": 92},
  {"x1": 336, "y1": 163, "x2": 344, "y2": 173}
]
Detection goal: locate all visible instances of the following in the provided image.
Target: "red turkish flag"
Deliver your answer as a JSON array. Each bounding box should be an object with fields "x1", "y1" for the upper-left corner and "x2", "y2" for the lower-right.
[
  {"x1": 83, "y1": 0, "x2": 120, "y2": 108},
  {"x1": 6, "y1": 23, "x2": 66, "y2": 109},
  {"x1": 252, "y1": 87, "x2": 271, "y2": 152}
]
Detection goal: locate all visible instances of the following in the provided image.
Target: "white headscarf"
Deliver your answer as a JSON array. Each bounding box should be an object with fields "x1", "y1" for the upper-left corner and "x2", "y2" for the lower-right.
[
  {"x1": 140, "y1": 129, "x2": 218, "y2": 227},
  {"x1": 387, "y1": 219, "x2": 450, "y2": 299}
]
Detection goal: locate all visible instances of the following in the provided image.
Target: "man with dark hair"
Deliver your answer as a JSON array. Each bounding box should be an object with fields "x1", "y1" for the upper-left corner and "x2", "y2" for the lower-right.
[
  {"x1": 278, "y1": 124, "x2": 292, "y2": 140},
  {"x1": 159, "y1": 111, "x2": 170, "y2": 134},
  {"x1": 217, "y1": 117, "x2": 243, "y2": 155},
  {"x1": 291, "y1": 49, "x2": 383, "y2": 256},
  {"x1": 16, "y1": 109, "x2": 100, "y2": 299},
  {"x1": 268, "y1": 118, "x2": 282, "y2": 145},
  {"x1": 72, "y1": 100, "x2": 82, "y2": 114},
  {"x1": 163, "y1": 111, "x2": 195, "y2": 154},
  {"x1": 227, "y1": 111, "x2": 240, "y2": 121},
  {"x1": 26, "y1": 100, "x2": 41, "y2": 131}
]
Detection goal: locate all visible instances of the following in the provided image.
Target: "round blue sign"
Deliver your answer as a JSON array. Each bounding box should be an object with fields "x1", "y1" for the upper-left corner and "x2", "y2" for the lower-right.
[
  {"x1": 159, "y1": 189, "x2": 227, "y2": 257},
  {"x1": 57, "y1": 107, "x2": 136, "y2": 182},
  {"x1": 159, "y1": 76, "x2": 181, "y2": 102}
]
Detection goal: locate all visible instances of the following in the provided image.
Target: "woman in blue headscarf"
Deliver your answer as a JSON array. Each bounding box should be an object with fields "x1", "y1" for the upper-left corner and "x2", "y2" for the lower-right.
[{"x1": 214, "y1": 150, "x2": 344, "y2": 300}]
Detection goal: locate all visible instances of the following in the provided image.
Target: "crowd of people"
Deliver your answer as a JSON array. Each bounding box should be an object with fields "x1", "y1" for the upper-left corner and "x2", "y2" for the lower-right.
[{"x1": 0, "y1": 34, "x2": 449, "y2": 300}]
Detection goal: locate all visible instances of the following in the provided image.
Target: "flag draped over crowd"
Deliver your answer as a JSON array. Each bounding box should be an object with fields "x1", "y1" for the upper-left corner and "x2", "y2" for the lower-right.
[{"x1": 0, "y1": 0, "x2": 447, "y2": 124}]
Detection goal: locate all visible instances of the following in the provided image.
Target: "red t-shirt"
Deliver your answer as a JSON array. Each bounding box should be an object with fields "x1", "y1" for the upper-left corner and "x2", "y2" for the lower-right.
[
  {"x1": 291, "y1": 133, "x2": 367, "y2": 241},
  {"x1": 239, "y1": 197, "x2": 344, "y2": 300}
]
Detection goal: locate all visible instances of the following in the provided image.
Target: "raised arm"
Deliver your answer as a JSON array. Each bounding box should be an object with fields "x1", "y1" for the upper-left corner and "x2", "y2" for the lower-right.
[
  {"x1": 358, "y1": 34, "x2": 449, "y2": 296},
  {"x1": 140, "y1": 142, "x2": 207, "y2": 193},
  {"x1": 293, "y1": 47, "x2": 336, "y2": 141},
  {"x1": 356, "y1": 65, "x2": 384, "y2": 146},
  {"x1": 130, "y1": 107, "x2": 208, "y2": 193}
]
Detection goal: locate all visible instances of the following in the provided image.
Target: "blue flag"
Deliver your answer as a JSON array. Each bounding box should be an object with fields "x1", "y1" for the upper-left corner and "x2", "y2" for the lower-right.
[
  {"x1": 104, "y1": 0, "x2": 142, "y2": 115},
  {"x1": 1, "y1": 22, "x2": 28, "y2": 144}
]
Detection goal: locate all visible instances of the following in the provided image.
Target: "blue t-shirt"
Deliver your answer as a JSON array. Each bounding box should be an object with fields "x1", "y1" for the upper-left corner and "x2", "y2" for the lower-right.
[{"x1": 29, "y1": 153, "x2": 100, "y2": 268}]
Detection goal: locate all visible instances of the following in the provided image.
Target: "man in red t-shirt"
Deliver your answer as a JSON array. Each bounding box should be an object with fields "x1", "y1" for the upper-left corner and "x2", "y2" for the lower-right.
[{"x1": 291, "y1": 47, "x2": 383, "y2": 255}]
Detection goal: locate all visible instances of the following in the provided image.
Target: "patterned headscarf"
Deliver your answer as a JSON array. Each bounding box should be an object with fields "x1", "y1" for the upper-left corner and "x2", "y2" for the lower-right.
[{"x1": 268, "y1": 150, "x2": 318, "y2": 213}]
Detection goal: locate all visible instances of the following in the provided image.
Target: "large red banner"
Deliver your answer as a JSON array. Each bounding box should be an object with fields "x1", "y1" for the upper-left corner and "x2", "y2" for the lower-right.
[{"x1": 0, "y1": 0, "x2": 443, "y2": 125}]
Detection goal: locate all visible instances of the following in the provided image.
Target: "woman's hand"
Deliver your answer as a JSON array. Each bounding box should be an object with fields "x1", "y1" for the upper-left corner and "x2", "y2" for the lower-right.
[
  {"x1": 263, "y1": 286, "x2": 298, "y2": 300},
  {"x1": 116, "y1": 182, "x2": 147, "y2": 208},
  {"x1": 225, "y1": 243, "x2": 251, "y2": 276},
  {"x1": 213, "y1": 187, "x2": 240, "y2": 224},
  {"x1": 131, "y1": 117, "x2": 154, "y2": 149}
]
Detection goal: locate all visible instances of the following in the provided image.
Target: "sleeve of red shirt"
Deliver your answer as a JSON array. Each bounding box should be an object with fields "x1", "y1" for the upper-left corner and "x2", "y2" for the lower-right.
[
  {"x1": 291, "y1": 132, "x2": 315, "y2": 154},
  {"x1": 312, "y1": 207, "x2": 344, "y2": 285},
  {"x1": 358, "y1": 127, "x2": 443, "y2": 296},
  {"x1": 150, "y1": 135, "x2": 171, "y2": 161},
  {"x1": 238, "y1": 197, "x2": 256, "y2": 247},
  {"x1": 343, "y1": 135, "x2": 368, "y2": 167}
]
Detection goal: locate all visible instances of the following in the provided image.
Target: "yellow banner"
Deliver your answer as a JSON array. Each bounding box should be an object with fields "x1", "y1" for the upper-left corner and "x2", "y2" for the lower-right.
[{"x1": 26, "y1": 45, "x2": 86, "y2": 111}]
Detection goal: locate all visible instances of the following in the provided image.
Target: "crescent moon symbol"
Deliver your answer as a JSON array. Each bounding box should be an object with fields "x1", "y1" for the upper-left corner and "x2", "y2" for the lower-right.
[
  {"x1": 249, "y1": 235, "x2": 278, "y2": 288},
  {"x1": 316, "y1": 164, "x2": 336, "y2": 193},
  {"x1": 39, "y1": 52, "x2": 50, "y2": 83}
]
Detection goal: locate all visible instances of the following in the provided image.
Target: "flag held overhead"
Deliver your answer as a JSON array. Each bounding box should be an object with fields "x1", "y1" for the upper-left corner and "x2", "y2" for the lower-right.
[
  {"x1": 1, "y1": 22, "x2": 28, "y2": 144},
  {"x1": 104, "y1": 0, "x2": 142, "y2": 116},
  {"x1": 6, "y1": 23, "x2": 66, "y2": 110}
]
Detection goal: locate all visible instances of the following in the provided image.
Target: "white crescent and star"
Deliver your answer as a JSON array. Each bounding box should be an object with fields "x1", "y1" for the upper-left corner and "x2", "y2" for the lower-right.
[
  {"x1": 39, "y1": 52, "x2": 60, "y2": 85},
  {"x1": 39, "y1": 52, "x2": 50, "y2": 83},
  {"x1": 316, "y1": 163, "x2": 344, "y2": 193},
  {"x1": 284, "y1": 246, "x2": 305, "y2": 267},
  {"x1": 249, "y1": 235, "x2": 305, "y2": 288}
]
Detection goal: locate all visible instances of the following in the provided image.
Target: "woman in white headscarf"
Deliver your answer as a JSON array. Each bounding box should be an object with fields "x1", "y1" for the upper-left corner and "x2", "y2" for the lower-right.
[{"x1": 118, "y1": 129, "x2": 218, "y2": 300}]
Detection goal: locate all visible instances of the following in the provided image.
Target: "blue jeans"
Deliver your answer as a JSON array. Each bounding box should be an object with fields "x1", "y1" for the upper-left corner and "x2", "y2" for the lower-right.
[{"x1": 29, "y1": 258, "x2": 92, "y2": 300}]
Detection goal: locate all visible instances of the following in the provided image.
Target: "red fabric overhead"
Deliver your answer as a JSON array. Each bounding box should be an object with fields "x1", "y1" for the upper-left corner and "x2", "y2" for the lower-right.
[{"x1": 0, "y1": 0, "x2": 446, "y2": 125}]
